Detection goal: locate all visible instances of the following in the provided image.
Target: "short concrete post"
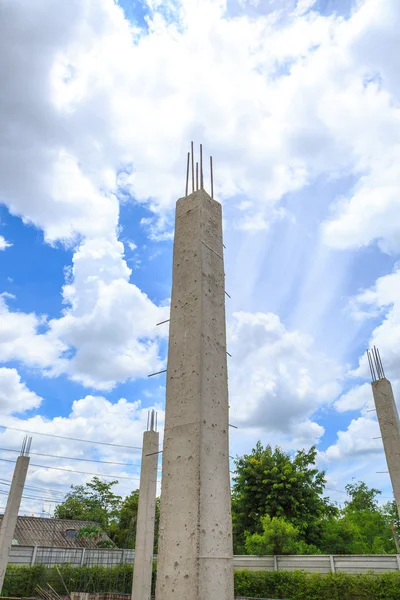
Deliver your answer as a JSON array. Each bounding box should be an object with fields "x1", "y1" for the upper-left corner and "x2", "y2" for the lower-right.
[
  {"x1": 131, "y1": 411, "x2": 159, "y2": 600},
  {"x1": 329, "y1": 555, "x2": 336, "y2": 573},
  {"x1": 80, "y1": 548, "x2": 86, "y2": 566},
  {"x1": 273, "y1": 555, "x2": 278, "y2": 572},
  {"x1": 0, "y1": 438, "x2": 31, "y2": 593},
  {"x1": 31, "y1": 545, "x2": 38, "y2": 567},
  {"x1": 396, "y1": 554, "x2": 400, "y2": 571}
]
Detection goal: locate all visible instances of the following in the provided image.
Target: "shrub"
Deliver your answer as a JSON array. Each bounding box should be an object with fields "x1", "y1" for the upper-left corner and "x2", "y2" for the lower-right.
[
  {"x1": 3, "y1": 564, "x2": 400, "y2": 600},
  {"x1": 234, "y1": 570, "x2": 400, "y2": 600}
]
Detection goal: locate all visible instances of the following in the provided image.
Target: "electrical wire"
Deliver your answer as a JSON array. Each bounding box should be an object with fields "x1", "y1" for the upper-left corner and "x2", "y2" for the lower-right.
[
  {"x1": 0, "y1": 479, "x2": 64, "y2": 497},
  {"x1": 0, "y1": 457, "x2": 140, "y2": 482},
  {"x1": 0, "y1": 446, "x2": 142, "y2": 468},
  {"x1": 325, "y1": 486, "x2": 394, "y2": 500},
  {"x1": 0, "y1": 489, "x2": 60, "y2": 503},
  {"x1": 0, "y1": 424, "x2": 142, "y2": 450}
]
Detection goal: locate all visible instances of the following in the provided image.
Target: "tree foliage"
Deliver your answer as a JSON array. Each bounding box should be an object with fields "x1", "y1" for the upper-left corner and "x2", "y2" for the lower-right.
[
  {"x1": 54, "y1": 477, "x2": 159, "y2": 549},
  {"x1": 54, "y1": 477, "x2": 122, "y2": 531},
  {"x1": 232, "y1": 442, "x2": 336, "y2": 552},
  {"x1": 245, "y1": 515, "x2": 320, "y2": 555}
]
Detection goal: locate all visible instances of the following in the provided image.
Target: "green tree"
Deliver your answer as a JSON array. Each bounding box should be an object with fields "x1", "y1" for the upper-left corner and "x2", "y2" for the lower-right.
[
  {"x1": 54, "y1": 477, "x2": 122, "y2": 534},
  {"x1": 232, "y1": 442, "x2": 336, "y2": 553},
  {"x1": 339, "y1": 481, "x2": 396, "y2": 554},
  {"x1": 344, "y1": 481, "x2": 381, "y2": 513},
  {"x1": 318, "y1": 515, "x2": 363, "y2": 554},
  {"x1": 245, "y1": 515, "x2": 321, "y2": 555},
  {"x1": 111, "y1": 491, "x2": 161, "y2": 550}
]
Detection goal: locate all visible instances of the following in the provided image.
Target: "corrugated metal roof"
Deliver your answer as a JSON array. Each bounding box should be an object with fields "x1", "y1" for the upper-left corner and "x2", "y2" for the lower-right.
[{"x1": 0, "y1": 515, "x2": 110, "y2": 548}]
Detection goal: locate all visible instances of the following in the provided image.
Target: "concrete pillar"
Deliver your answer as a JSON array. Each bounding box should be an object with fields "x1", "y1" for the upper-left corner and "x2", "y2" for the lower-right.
[
  {"x1": 131, "y1": 411, "x2": 159, "y2": 600},
  {"x1": 372, "y1": 377, "x2": 400, "y2": 519},
  {"x1": 155, "y1": 189, "x2": 234, "y2": 600},
  {"x1": 0, "y1": 440, "x2": 31, "y2": 593}
]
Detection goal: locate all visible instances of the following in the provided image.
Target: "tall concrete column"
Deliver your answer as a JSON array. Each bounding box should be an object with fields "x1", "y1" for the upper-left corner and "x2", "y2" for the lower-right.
[
  {"x1": 155, "y1": 187, "x2": 234, "y2": 600},
  {"x1": 369, "y1": 348, "x2": 400, "y2": 520},
  {"x1": 131, "y1": 411, "x2": 159, "y2": 600},
  {"x1": 0, "y1": 437, "x2": 31, "y2": 592}
]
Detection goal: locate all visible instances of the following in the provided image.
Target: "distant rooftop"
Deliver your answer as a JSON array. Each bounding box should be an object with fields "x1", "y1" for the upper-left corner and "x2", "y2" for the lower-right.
[{"x1": 0, "y1": 515, "x2": 110, "y2": 548}]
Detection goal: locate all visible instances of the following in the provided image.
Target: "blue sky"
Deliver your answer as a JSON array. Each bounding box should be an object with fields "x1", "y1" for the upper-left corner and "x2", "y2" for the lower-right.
[{"x1": 1, "y1": 0, "x2": 400, "y2": 514}]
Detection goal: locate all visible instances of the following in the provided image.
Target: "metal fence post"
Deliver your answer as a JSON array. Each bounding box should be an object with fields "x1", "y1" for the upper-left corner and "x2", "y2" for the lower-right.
[{"x1": 30, "y1": 546, "x2": 38, "y2": 567}]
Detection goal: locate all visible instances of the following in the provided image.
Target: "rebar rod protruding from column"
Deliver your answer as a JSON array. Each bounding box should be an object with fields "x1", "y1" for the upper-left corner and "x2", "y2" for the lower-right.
[
  {"x1": 185, "y1": 151, "x2": 190, "y2": 197},
  {"x1": 368, "y1": 346, "x2": 386, "y2": 382},
  {"x1": 200, "y1": 144, "x2": 203, "y2": 189},
  {"x1": 196, "y1": 162, "x2": 199, "y2": 191},
  {"x1": 191, "y1": 141, "x2": 195, "y2": 193},
  {"x1": 210, "y1": 155, "x2": 214, "y2": 199},
  {"x1": 149, "y1": 410, "x2": 156, "y2": 432}
]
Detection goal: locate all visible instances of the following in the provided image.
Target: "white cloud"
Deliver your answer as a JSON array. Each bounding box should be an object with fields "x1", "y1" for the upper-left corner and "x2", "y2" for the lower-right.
[
  {"x1": 0, "y1": 393, "x2": 165, "y2": 514},
  {"x1": 0, "y1": 236, "x2": 12, "y2": 250},
  {"x1": 350, "y1": 267, "x2": 400, "y2": 381},
  {"x1": 334, "y1": 382, "x2": 372, "y2": 413},
  {"x1": 0, "y1": 294, "x2": 64, "y2": 370},
  {"x1": 2, "y1": 0, "x2": 399, "y2": 239},
  {"x1": 323, "y1": 416, "x2": 382, "y2": 461},
  {"x1": 0, "y1": 236, "x2": 168, "y2": 390},
  {"x1": 0, "y1": 368, "x2": 42, "y2": 415},
  {"x1": 50, "y1": 235, "x2": 168, "y2": 389},
  {"x1": 321, "y1": 0, "x2": 400, "y2": 253},
  {"x1": 228, "y1": 311, "x2": 342, "y2": 445}
]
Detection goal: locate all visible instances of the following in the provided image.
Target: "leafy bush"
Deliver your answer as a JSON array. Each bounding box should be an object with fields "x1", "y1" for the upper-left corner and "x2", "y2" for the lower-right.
[
  {"x1": 234, "y1": 570, "x2": 400, "y2": 600},
  {"x1": 245, "y1": 515, "x2": 321, "y2": 556},
  {"x1": 1, "y1": 564, "x2": 47, "y2": 597},
  {"x1": 3, "y1": 564, "x2": 400, "y2": 600}
]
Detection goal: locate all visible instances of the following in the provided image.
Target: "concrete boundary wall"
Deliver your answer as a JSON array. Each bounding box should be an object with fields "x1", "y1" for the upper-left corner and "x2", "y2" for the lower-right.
[{"x1": 5, "y1": 547, "x2": 400, "y2": 574}]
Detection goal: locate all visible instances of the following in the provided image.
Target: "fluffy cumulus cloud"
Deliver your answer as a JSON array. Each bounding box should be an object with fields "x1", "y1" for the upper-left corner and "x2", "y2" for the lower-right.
[
  {"x1": 322, "y1": 1, "x2": 400, "y2": 253},
  {"x1": 0, "y1": 393, "x2": 165, "y2": 512},
  {"x1": 50, "y1": 236, "x2": 168, "y2": 389},
  {"x1": 350, "y1": 267, "x2": 400, "y2": 381},
  {"x1": 228, "y1": 311, "x2": 342, "y2": 446},
  {"x1": 0, "y1": 368, "x2": 43, "y2": 415},
  {"x1": 322, "y1": 268, "x2": 400, "y2": 474},
  {"x1": 0, "y1": 242, "x2": 168, "y2": 390},
  {"x1": 334, "y1": 383, "x2": 373, "y2": 413},
  {"x1": 0, "y1": 293, "x2": 64, "y2": 370},
  {"x1": 324, "y1": 416, "x2": 381, "y2": 461},
  {"x1": 1, "y1": 0, "x2": 399, "y2": 234}
]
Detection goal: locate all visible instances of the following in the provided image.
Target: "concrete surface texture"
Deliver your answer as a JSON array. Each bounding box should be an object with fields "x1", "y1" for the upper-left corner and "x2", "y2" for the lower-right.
[
  {"x1": 155, "y1": 189, "x2": 234, "y2": 600},
  {"x1": 0, "y1": 455, "x2": 30, "y2": 592},
  {"x1": 372, "y1": 378, "x2": 400, "y2": 519},
  {"x1": 131, "y1": 414, "x2": 159, "y2": 600}
]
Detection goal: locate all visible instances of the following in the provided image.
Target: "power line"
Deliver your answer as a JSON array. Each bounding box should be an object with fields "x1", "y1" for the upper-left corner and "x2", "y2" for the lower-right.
[
  {"x1": 0, "y1": 425, "x2": 142, "y2": 450},
  {"x1": 0, "y1": 447, "x2": 142, "y2": 468},
  {"x1": 0, "y1": 457, "x2": 141, "y2": 482},
  {"x1": 0, "y1": 489, "x2": 61, "y2": 504},
  {"x1": 325, "y1": 486, "x2": 394, "y2": 500},
  {"x1": 0, "y1": 479, "x2": 64, "y2": 497}
]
